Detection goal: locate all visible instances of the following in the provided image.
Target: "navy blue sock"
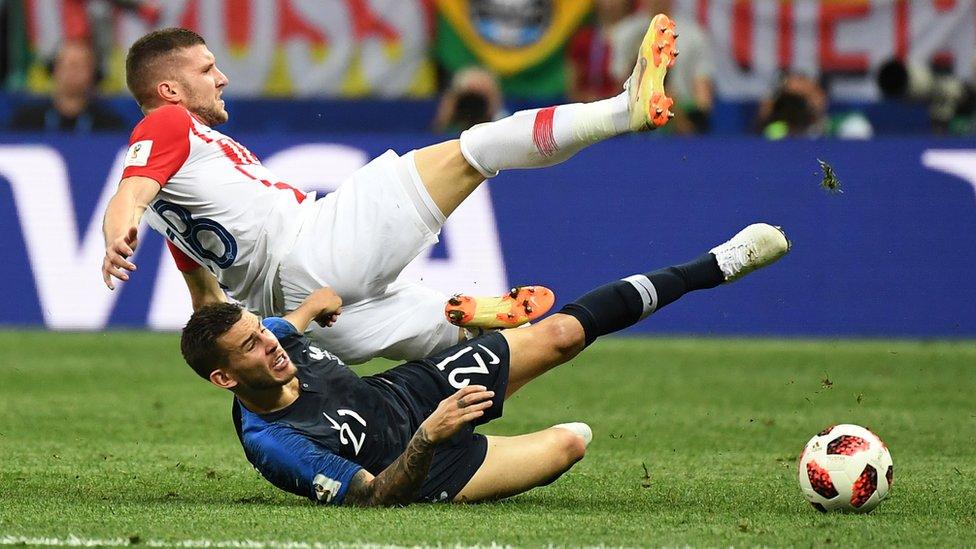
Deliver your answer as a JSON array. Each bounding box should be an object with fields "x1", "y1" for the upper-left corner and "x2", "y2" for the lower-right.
[{"x1": 559, "y1": 253, "x2": 724, "y2": 346}]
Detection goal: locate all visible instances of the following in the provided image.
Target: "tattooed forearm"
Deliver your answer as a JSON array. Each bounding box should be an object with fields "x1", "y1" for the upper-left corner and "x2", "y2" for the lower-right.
[{"x1": 344, "y1": 427, "x2": 437, "y2": 507}]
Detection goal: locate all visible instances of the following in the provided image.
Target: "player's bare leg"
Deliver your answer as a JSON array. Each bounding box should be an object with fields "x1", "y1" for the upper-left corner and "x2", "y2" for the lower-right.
[
  {"x1": 502, "y1": 224, "x2": 791, "y2": 396},
  {"x1": 412, "y1": 14, "x2": 678, "y2": 218},
  {"x1": 412, "y1": 140, "x2": 485, "y2": 217},
  {"x1": 502, "y1": 314, "x2": 586, "y2": 397},
  {"x1": 454, "y1": 427, "x2": 588, "y2": 503}
]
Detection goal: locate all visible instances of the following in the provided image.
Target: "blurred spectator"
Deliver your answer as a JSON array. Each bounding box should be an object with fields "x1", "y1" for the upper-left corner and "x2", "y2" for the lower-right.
[
  {"x1": 434, "y1": 0, "x2": 590, "y2": 100},
  {"x1": 433, "y1": 66, "x2": 508, "y2": 133},
  {"x1": 757, "y1": 72, "x2": 873, "y2": 140},
  {"x1": 877, "y1": 58, "x2": 975, "y2": 136},
  {"x1": 10, "y1": 39, "x2": 124, "y2": 132},
  {"x1": 566, "y1": 0, "x2": 637, "y2": 102},
  {"x1": 0, "y1": 0, "x2": 30, "y2": 89},
  {"x1": 616, "y1": 0, "x2": 714, "y2": 134},
  {"x1": 87, "y1": 1, "x2": 161, "y2": 56}
]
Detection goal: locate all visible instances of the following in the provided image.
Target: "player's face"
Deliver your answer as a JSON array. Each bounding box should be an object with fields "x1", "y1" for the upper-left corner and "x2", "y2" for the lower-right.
[
  {"x1": 217, "y1": 312, "x2": 296, "y2": 390},
  {"x1": 174, "y1": 44, "x2": 229, "y2": 126}
]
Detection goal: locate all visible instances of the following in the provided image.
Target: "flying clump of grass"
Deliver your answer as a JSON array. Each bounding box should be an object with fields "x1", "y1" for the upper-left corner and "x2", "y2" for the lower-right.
[{"x1": 818, "y1": 158, "x2": 843, "y2": 194}]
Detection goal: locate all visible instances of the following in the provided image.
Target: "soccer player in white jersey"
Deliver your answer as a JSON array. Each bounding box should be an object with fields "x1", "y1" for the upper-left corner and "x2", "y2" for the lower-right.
[{"x1": 102, "y1": 19, "x2": 687, "y2": 364}]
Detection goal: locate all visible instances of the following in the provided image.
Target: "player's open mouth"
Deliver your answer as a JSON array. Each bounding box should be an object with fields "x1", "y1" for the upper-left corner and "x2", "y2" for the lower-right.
[{"x1": 271, "y1": 352, "x2": 289, "y2": 372}]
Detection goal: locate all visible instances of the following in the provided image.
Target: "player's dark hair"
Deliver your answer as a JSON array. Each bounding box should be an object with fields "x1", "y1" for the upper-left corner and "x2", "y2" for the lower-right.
[
  {"x1": 125, "y1": 27, "x2": 205, "y2": 108},
  {"x1": 181, "y1": 302, "x2": 243, "y2": 380}
]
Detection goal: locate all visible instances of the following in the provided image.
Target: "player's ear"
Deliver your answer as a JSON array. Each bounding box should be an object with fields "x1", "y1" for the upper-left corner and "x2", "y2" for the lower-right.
[
  {"x1": 209, "y1": 368, "x2": 237, "y2": 390},
  {"x1": 156, "y1": 79, "x2": 181, "y2": 104}
]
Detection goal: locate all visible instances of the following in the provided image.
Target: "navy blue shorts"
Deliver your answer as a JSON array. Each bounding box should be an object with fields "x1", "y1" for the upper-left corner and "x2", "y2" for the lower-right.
[{"x1": 371, "y1": 332, "x2": 511, "y2": 502}]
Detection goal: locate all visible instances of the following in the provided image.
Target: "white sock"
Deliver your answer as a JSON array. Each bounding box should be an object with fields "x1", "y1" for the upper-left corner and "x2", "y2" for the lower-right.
[
  {"x1": 459, "y1": 92, "x2": 631, "y2": 178},
  {"x1": 553, "y1": 422, "x2": 593, "y2": 447}
]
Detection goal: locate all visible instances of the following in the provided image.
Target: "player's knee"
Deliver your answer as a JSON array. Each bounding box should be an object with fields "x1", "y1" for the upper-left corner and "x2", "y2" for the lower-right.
[
  {"x1": 538, "y1": 316, "x2": 585, "y2": 360},
  {"x1": 530, "y1": 428, "x2": 587, "y2": 489},
  {"x1": 550, "y1": 428, "x2": 587, "y2": 466}
]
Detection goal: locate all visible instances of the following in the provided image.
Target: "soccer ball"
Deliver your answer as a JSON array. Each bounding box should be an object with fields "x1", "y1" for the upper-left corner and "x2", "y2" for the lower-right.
[{"x1": 797, "y1": 424, "x2": 893, "y2": 513}]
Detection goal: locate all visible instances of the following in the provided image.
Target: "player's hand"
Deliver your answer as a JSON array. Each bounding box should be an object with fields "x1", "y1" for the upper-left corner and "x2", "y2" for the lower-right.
[
  {"x1": 420, "y1": 385, "x2": 494, "y2": 445},
  {"x1": 304, "y1": 287, "x2": 343, "y2": 327},
  {"x1": 102, "y1": 226, "x2": 139, "y2": 290},
  {"x1": 314, "y1": 307, "x2": 342, "y2": 328}
]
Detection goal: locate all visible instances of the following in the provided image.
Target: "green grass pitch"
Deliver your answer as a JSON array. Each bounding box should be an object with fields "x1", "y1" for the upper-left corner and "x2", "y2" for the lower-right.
[{"x1": 1, "y1": 331, "x2": 974, "y2": 547}]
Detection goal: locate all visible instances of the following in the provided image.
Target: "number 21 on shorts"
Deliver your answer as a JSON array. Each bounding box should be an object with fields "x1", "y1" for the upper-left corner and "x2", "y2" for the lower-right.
[{"x1": 434, "y1": 344, "x2": 499, "y2": 389}]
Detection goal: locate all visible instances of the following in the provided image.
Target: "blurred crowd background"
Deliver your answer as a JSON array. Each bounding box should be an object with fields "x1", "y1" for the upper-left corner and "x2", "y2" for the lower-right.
[{"x1": 0, "y1": 0, "x2": 974, "y2": 137}]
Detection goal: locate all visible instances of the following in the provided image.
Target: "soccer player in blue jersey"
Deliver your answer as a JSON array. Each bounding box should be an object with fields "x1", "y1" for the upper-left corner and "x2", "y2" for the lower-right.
[{"x1": 180, "y1": 224, "x2": 789, "y2": 506}]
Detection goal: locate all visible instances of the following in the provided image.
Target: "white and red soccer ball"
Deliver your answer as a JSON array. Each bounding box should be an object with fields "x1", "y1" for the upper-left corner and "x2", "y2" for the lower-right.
[{"x1": 797, "y1": 424, "x2": 893, "y2": 513}]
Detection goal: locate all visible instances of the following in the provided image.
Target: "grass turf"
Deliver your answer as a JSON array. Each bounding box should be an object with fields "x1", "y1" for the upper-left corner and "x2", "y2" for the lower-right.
[{"x1": 0, "y1": 331, "x2": 973, "y2": 547}]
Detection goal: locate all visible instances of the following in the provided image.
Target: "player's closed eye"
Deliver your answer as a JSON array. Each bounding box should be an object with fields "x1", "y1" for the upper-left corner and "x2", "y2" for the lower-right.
[{"x1": 250, "y1": 327, "x2": 268, "y2": 351}]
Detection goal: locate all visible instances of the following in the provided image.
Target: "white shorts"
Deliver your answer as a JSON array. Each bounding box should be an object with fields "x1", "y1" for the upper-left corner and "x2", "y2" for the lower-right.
[
  {"x1": 277, "y1": 150, "x2": 459, "y2": 364},
  {"x1": 304, "y1": 281, "x2": 461, "y2": 365}
]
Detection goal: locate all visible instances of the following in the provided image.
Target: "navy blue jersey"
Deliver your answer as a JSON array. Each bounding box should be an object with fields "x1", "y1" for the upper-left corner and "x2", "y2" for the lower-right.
[{"x1": 233, "y1": 317, "x2": 510, "y2": 505}]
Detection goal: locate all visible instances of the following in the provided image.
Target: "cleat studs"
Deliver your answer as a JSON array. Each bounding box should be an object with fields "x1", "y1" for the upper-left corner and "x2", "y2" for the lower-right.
[
  {"x1": 448, "y1": 295, "x2": 463, "y2": 306},
  {"x1": 507, "y1": 313, "x2": 516, "y2": 320},
  {"x1": 673, "y1": 32, "x2": 679, "y2": 39},
  {"x1": 509, "y1": 287, "x2": 520, "y2": 298},
  {"x1": 448, "y1": 310, "x2": 464, "y2": 322},
  {"x1": 673, "y1": 49, "x2": 680, "y2": 57},
  {"x1": 656, "y1": 107, "x2": 663, "y2": 115},
  {"x1": 667, "y1": 111, "x2": 675, "y2": 119}
]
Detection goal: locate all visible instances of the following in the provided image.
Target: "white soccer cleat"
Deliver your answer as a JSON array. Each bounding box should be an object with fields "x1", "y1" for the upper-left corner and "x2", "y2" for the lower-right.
[
  {"x1": 709, "y1": 223, "x2": 791, "y2": 282},
  {"x1": 553, "y1": 422, "x2": 593, "y2": 447}
]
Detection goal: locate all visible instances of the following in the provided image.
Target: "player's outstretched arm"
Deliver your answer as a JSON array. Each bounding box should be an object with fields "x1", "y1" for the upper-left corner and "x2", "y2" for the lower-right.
[
  {"x1": 181, "y1": 268, "x2": 227, "y2": 311},
  {"x1": 281, "y1": 287, "x2": 343, "y2": 332},
  {"x1": 101, "y1": 176, "x2": 161, "y2": 290},
  {"x1": 343, "y1": 385, "x2": 494, "y2": 507}
]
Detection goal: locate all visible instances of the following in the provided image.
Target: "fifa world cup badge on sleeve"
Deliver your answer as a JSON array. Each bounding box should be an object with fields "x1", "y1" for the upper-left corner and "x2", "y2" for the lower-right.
[
  {"x1": 124, "y1": 140, "x2": 153, "y2": 167},
  {"x1": 312, "y1": 473, "x2": 342, "y2": 503}
]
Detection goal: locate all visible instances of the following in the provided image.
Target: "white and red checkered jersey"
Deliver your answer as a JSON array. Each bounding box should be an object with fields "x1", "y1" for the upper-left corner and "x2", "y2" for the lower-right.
[{"x1": 122, "y1": 104, "x2": 317, "y2": 314}]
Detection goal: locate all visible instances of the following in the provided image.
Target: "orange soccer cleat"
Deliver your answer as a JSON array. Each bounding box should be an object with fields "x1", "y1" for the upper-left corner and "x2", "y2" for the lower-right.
[
  {"x1": 445, "y1": 286, "x2": 555, "y2": 329},
  {"x1": 626, "y1": 13, "x2": 678, "y2": 131}
]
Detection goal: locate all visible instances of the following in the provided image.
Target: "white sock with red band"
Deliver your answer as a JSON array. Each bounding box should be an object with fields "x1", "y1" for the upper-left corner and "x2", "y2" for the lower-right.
[{"x1": 459, "y1": 91, "x2": 631, "y2": 178}]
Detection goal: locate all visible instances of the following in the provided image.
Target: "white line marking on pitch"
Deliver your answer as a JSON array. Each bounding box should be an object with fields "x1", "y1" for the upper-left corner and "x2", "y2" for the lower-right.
[{"x1": 1, "y1": 536, "x2": 517, "y2": 549}]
